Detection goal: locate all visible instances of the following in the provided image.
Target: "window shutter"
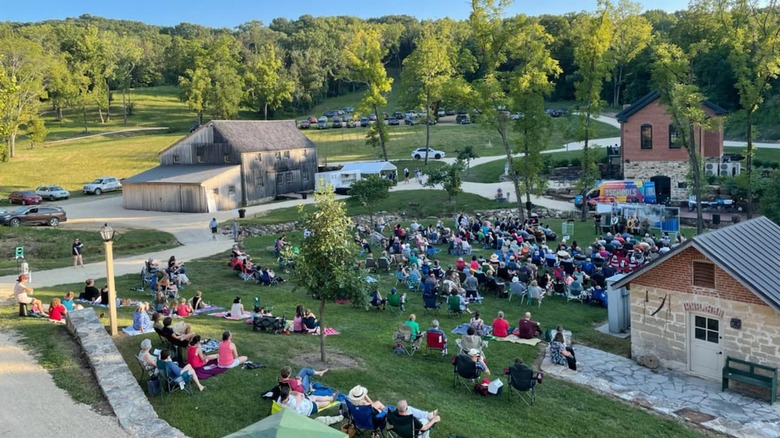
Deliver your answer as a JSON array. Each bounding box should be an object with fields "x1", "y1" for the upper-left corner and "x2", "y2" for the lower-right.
[{"x1": 692, "y1": 261, "x2": 715, "y2": 288}]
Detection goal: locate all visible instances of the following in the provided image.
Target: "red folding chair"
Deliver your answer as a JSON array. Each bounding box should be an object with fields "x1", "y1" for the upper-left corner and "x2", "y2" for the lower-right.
[{"x1": 425, "y1": 330, "x2": 448, "y2": 357}]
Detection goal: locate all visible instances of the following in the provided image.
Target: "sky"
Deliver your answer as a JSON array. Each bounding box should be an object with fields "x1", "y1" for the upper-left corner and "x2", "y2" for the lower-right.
[{"x1": 3, "y1": 0, "x2": 690, "y2": 28}]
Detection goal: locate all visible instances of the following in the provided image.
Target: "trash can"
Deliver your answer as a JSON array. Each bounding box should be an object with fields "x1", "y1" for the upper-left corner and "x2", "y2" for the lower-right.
[{"x1": 238, "y1": 209, "x2": 246, "y2": 219}]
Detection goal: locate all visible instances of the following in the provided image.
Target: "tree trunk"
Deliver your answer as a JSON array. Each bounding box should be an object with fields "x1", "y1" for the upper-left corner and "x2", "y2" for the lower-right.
[
  {"x1": 56, "y1": 105, "x2": 63, "y2": 122},
  {"x1": 497, "y1": 116, "x2": 525, "y2": 221},
  {"x1": 424, "y1": 91, "x2": 431, "y2": 166},
  {"x1": 745, "y1": 110, "x2": 754, "y2": 219},
  {"x1": 373, "y1": 104, "x2": 388, "y2": 162},
  {"x1": 523, "y1": 130, "x2": 533, "y2": 219},
  {"x1": 197, "y1": 111, "x2": 203, "y2": 126},
  {"x1": 106, "y1": 79, "x2": 111, "y2": 122},
  {"x1": 264, "y1": 101, "x2": 269, "y2": 121},
  {"x1": 688, "y1": 123, "x2": 704, "y2": 234},
  {"x1": 319, "y1": 299, "x2": 327, "y2": 362},
  {"x1": 83, "y1": 107, "x2": 89, "y2": 133},
  {"x1": 8, "y1": 131, "x2": 17, "y2": 158},
  {"x1": 122, "y1": 89, "x2": 128, "y2": 125},
  {"x1": 612, "y1": 65, "x2": 624, "y2": 108}
]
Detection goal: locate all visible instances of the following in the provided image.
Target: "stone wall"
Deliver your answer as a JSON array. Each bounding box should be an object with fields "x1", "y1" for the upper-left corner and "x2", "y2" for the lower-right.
[
  {"x1": 67, "y1": 308, "x2": 186, "y2": 438},
  {"x1": 623, "y1": 160, "x2": 689, "y2": 200}
]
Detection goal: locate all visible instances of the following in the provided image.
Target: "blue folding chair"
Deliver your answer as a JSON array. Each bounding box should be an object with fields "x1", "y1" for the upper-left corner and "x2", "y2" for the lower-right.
[{"x1": 342, "y1": 399, "x2": 388, "y2": 437}]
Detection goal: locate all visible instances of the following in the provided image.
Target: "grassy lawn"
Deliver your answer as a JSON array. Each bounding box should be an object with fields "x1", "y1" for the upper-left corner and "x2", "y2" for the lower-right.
[
  {"x1": 1, "y1": 229, "x2": 703, "y2": 437},
  {"x1": 463, "y1": 148, "x2": 611, "y2": 184},
  {"x1": 0, "y1": 228, "x2": 180, "y2": 276}
]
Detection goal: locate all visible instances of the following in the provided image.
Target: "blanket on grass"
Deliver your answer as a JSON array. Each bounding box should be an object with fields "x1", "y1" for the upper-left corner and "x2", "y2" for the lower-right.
[
  {"x1": 75, "y1": 298, "x2": 140, "y2": 308},
  {"x1": 451, "y1": 322, "x2": 493, "y2": 336},
  {"x1": 194, "y1": 305, "x2": 222, "y2": 315},
  {"x1": 121, "y1": 326, "x2": 147, "y2": 336},
  {"x1": 209, "y1": 310, "x2": 252, "y2": 320},
  {"x1": 193, "y1": 359, "x2": 229, "y2": 380},
  {"x1": 492, "y1": 335, "x2": 542, "y2": 346}
]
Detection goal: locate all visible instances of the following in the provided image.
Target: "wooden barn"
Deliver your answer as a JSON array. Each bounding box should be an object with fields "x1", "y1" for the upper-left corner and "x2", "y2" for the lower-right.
[{"x1": 122, "y1": 120, "x2": 318, "y2": 212}]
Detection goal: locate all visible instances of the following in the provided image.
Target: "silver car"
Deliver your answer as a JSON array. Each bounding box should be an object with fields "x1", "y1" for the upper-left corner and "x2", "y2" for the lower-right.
[{"x1": 35, "y1": 185, "x2": 70, "y2": 201}]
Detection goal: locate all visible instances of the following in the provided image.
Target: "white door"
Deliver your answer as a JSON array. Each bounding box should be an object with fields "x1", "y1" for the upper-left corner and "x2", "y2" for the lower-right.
[{"x1": 688, "y1": 313, "x2": 722, "y2": 379}]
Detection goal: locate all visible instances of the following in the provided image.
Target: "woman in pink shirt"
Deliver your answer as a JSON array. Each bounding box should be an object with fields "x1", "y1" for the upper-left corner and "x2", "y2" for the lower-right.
[
  {"x1": 187, "y1": 335, "x2": 218, "y2": 369},
  {"x1": 217, "y1": 331, "x2": 247, "y2": 369}
]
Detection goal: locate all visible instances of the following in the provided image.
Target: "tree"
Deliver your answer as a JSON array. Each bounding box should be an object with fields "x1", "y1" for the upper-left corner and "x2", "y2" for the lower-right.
[
  {"x1": 760, "y1": 171, "x2": 780, "y2": 223},
  {"x1": 245, "y1": 43, "x2": 295, "y2": 120},
  {"x1": 456, "y1": 146, "x2": 479, "y2": 174},
  {"x1": 111, "y1": 35, "x2": 143, "y2": 124},
  {"x1": 607, "y1": 0, "x2": 653, "y2": 107},
  {"x1": 652, "y1": 42, "x2": 714, "y2": 234},
  {"x1": 0, "y1": 61, "x2": 17, "y2": 160},
  {"x1": 400, "y1": 22, "x2": 455, "y2": 164},
  {"x1": 290, "y1": 187, "x2": 370, "y2": 362},
  {"x1": 424, "y1": 160, "x2": 464, "y2": 209},
  {"x1": 26, "y1": 117, "x2": 47, "y2": 149},
  {"x1": 572, "y1": 3, "x2": 614, "y2": 221},
  {"x1": 514, "y1": 93, "x2": 551, "y2": 217},
  {"x1": 349, "y1": 174, "x2": 393, "y2": 227},
  {"x1": 343, "y1": 24, "x2": 393, "y2": 161},
  {"x1": 714, "y1": 0, "x2": 780, "y2": 219}
]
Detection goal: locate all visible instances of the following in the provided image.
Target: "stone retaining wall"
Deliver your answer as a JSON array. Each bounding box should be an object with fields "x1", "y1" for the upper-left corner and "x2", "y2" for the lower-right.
[{"x1": 66, "y1": 308, "x2": 186, "y2": 437}]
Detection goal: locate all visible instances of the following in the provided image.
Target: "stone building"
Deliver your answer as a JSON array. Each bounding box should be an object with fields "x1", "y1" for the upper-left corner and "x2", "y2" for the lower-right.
[
  {"x1": 612, "y1": 217, "x2": 780, "y2": 381},
  {"x1": 615, "y1": 91, "x2": 727, "y2": 203}
]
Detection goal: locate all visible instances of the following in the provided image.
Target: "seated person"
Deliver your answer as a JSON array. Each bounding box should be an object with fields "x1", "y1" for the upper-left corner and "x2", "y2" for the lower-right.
[
  {"x1": 176, "y1": 298, "x2": 194, "y2": 317},
  {"x1": 449, "y1": 289, "x2": 473, "y2": 315},
  {"x1": 61, "y1": 291, "x2": 76, "y2": 312},
  {"x1": 293, "y1": 305, "x2": 305, "y2": 333},
  {"x1": 161, "y1": 316, "x2": 194, "y2": 345},
  {"x1": 403, "y1": 314, "x2": 421, "y2": 340},
  {"x1": 137, "y1": 338, "x2": 158, "y2": 378},
  {"x1": 467, "y1": 348, "x2": 490, "y2": 375},
  {"x1": 278, "y1": 385, "x2": 335, "y2": 417},
  {"x1": 427, "y1": 319, "x2": 448, "y2": 351},
  {"x1": 154, "y1": 291, "x2": 168, "y2": 314},
  {"x1": 79, "y1": 278, "x2": 100, "y2": 302},
  {"x1": 132, "y1": 302, "x2": 153, "y2": 332},
  {"x1": 387, "y1": 287, "x2": 407, "y2": 311},
  {"x1": 218, "y1": 330, "x2": 248, "y2": 368},
  {"x1": 159, "y1": 348, "x2": 205, "y2": 391},
  {"x1": 152, "y1": 312, "x2": 163, "y2": 332},
  {"x1": 469, "y1": 311, "x2": 488, "y2": 336},
  {"x1": 516, "y1": 312, "x2": 542, "y2": 339},
  {"x1": 146, "y1": 258, "x2": 159, "y2": 273},
  {"x1": 14, "y1": 274, "x2": 48, "y2": 317},
  {"x1": 347, "y1": 385, "x2": 385, "y2": 411},
  {"x1": 456, "y1": 327, "x2": 486, "y2": 358},
  {"x1": 191, "y1": 290, "x2": 208, "y2": 310},
  {"x1": 550, "y1": 331, "x2": 577, "y2": 371},
  {"x1": 279, "y1": 366, "x2": 328, "y2": 394},
  {"x1": 228, "y1": 296, "x2": 245, "y2": 318},
  {"x1": 48, "y1": 298, "x2": 67, "y2": 322},
  {"x1": 492, "y1": 311, "x2": 510, "y2": 338},
  {"x1": 370, "y1": 290, "x2": 387, "y2": 310},
  {"x1": 187, "y1": 335, "x2": 218, "y2": 370},
  {"x1": 302, "y1": 309, "x2": 320, "y2": 334},
  {"x1": 388, "y1": 400, "x2": 441, "y2": 438},
  {"x1": 99, "y1": 284, "x2": 110, "y2": 305},
  {"x1": 504, "y1": 357, "x2": 543, "y2": 387}
]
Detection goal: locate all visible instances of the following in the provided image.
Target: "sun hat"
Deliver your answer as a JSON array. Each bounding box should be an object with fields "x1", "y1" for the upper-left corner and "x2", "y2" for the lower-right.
[
  {"x1": 489, "y1": 254, "x2": 499, "y2": 262},
  {"x1": 468, "y1": 348, "x2": 481, "y2": 356},
  {"x1": 511, "y1": 276, "x2": 519, "y2": 283},
  {"x1": 348, "y1": 385, "x2": 368, "y2": 404}
]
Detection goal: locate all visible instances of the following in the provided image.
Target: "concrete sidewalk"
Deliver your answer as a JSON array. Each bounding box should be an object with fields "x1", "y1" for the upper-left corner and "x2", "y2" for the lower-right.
[{"x1": 542, "y1": 344, "x2": 780, "y2": 438}]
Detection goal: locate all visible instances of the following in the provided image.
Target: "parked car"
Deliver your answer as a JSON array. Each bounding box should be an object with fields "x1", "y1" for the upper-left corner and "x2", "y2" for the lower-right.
[
  {"x1": 393, "y1": 112, "x2": 404, "y2": 120},
  {"x1": 35, "y1": 185, "x2": 70, "y2": 201},
  {"x1": 388, "y1": 117, "x2": 400, "y2": 126},
  {"x1": 445, "y1": 109, "x2": 456, "y2": 115},
  {"x1": 437, "y1": 109, "x2": 445, "y2": 117},
  {"x1": 298, "y1": 120, "x2": 311, "y2": 129},
  {"x1": 8, "y1": 191, "x2": 42, "y2": 205},
  {"x1": 360, "y1": 117, "x2": 370, "y2": 127},
  {"x1": 368, "y1": 114, "x2": 378, "y2": 121},
  {"x1": 317, "y1": 117, "x2": 328, "y2": 129},
  {"x1": 343, "y1": 106, "x2": 354, "y2": 113},
  {"x1": 332, "y1": 117, "x2": 343, "y2": 128},
  {"x1": 83, "y1": 177, "x2": 122, "y2": 195},
  {"x1": 456, "y1": 114, "x2": 471, "y2": 125},
  {"x1": 546, "y1": 108, "x2": 568, "y2": 117},
  {"x1": 411, "y1": 147, "x2": 446, "y2": 160},
  {"x1": 404, "y1": 118, "x2": 418, "y2": 126},
  {"x1": 308, "y1": 116, "x2": 318, "y2": 124},
  {"x1": 422, "y1": 116, "x2": 437, "y2": 125},
  {"x1": 0, "y1": 205, "x2": 67, "y2": 227},
  {"x1": 323, "y1": 110, "x2": 338, "y2": 118}
]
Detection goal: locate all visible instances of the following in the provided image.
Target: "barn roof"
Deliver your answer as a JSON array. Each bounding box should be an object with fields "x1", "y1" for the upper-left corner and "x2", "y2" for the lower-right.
[
  {"x1": 123, "y1": 165, "x2": 239, "y2": 185},
  {"x1": 612, "y1": 216, "x2": 780, "y2": 311},
  {"x1": 615, "y1": 91, "x2": 728, "y2": 123},
  {"x1": 208, "y1": 120, "x2": 317, "y2": 152},
  {"x1": 340, "y1": 161, "x2": 398, "y2": 173}
]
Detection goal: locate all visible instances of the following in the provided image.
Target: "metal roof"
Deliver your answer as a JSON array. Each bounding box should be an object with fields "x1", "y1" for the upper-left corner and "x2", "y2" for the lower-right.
[
  {"x1": 340, "y1": 161, "x2": 398, "y2": 174},
  {"x1": 615, "y1": 91, "x2": 727, "y2": 123},
  {"x1": 613, "y1": 217, "x2": 780, "y2": 311},
  {"x1": 123, "y1": 165, "x2": 239, "y2": 184},
  {"x1": 208, "y1": 120, "x2": 317, "y2": 152}
]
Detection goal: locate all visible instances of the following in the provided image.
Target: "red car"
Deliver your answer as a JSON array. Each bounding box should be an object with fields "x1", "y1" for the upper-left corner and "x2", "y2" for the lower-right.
[{"x1": 8, "y1": 191, "x2": 42, "y2": 205}]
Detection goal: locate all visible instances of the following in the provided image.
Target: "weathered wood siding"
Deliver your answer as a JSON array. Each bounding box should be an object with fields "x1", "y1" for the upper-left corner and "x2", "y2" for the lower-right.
[
  {"x1": 160, "y1": 127, "x2": 240, "y2": 166},
  {"x1": 241, "y1": 147, "x2": 317, "y2": 202},
  {"x1": 123, "y1": 167, "x2": 242, "y2": 212},
  {"x1": 202, "y1": 166, "x2": 243, "y2": 211}
]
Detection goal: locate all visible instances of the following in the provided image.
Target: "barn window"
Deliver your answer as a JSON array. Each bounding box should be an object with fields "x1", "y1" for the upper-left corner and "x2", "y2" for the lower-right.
[
  {"x1": 197, "y1": 146, "x2": 205, "y2": 163},
  {"x1": 692, "y1": 261, "x2": 715, "y2": 288},
  {"x1": 284, "y1": 151, "x2": 290, "y2": 159},
  {"x1": 302, "y1": 170, "x2": 309, "y2": 181},
  {"x1": 669, "y1": 124, "x2": 681, "y2": 149},
  {"x1": 228, "y1": 185, "x2": 236, "y2": 194},
  {"x1": 640, "y1": 124, "x2": 653, "y2": 149},
  {"x1": 286, "y1": 172, "x2": 293, "y2": 183},
  {"x1": 173, "y1": 155, "x2": 180, "y2": 164},
  {"x1": 213, "y1": 188, "x2": 219, "y2": 195},
  {"x1": 224, "y1": 153, "x2": 231, "y2": 163},
  {"x1": 255, "y1": 174, "x2": 264, "y2": 187}
]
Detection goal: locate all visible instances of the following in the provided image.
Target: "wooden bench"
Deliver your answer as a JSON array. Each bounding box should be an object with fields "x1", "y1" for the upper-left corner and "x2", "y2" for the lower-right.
[{"x1": 722, "y1": 356, "x2": 777, "y2": 405}]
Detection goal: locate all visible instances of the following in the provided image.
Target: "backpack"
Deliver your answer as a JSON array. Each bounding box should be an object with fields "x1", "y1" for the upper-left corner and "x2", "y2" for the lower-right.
[{"x1": 147, "y1": 376, "x2": 161, "y2": 396}]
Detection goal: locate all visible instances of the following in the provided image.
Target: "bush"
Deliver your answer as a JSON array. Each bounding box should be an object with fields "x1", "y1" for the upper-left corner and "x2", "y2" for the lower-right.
[{"x1": 570, "y1": 157, "x2": 582, "y2": 167}]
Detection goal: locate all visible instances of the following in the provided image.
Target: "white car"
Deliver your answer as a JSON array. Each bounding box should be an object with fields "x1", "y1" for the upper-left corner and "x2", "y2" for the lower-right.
[
  {"x1": 411, "y1": 147, "x2": 446, "y2": 160},
  {"x1": 35, "y1": 185, "x2": 70, "y2": 201},
  {"x1": 83, "y1": 177, "x2": 122, "y2": 195}
]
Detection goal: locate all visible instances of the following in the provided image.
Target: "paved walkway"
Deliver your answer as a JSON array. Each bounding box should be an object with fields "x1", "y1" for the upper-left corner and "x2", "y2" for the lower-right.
[{"x1": 542, "y1": 344, "x2": 780, "y2": 438}]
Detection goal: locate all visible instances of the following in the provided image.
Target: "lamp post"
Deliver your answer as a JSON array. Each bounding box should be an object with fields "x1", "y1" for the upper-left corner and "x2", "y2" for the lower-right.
[{"x1": 100, "y1": 223, "x2": 118, "y2": 336}]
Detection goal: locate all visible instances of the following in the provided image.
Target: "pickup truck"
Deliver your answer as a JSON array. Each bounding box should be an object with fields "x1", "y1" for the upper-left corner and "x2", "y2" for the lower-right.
[{"x1": 83, "y1": 177, "x2": 122, "y2": 195}]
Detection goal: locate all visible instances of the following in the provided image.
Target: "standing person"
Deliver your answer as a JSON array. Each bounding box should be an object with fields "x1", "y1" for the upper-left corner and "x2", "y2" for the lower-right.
[
  {"x1": 232, "y1": 219, "x2": 239, "y2": 242},
  {"x1": 72, "y1": 238, "x2": 84, "y2": 268},
  {"x1": 209, "y1": 218, "x2": 218, "y2": 240},
  {"x1": 404, "y1": 167, "x2": 410, "y2": 184},
  {"x1": 593, "y1": 212, "x2": 602, "y2": 235}
]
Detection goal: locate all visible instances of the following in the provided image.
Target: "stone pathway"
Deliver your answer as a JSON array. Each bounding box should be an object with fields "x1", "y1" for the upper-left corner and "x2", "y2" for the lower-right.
[{"x1": 541, "y1": 344, "x2": 780, "y2": 438}]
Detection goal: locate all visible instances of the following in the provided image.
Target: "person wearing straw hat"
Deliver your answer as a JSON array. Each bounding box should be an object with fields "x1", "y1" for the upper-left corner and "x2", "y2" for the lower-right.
[
  {"x1": 348, "y1": 385, "x2": 385, "y2": 411},
  {"x1": 14, "y1": 274, "x2": 48, "y2": 317}
]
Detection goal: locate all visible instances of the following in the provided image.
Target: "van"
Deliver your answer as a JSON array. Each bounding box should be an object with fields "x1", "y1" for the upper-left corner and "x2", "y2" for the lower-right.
[{"x1": 574, "y1": 180, "x2": 656, "y2": 208}]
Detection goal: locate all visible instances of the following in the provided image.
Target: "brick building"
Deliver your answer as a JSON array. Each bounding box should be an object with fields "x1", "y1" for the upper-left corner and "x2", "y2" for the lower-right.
[
  {"x1": 615, "y1": 91, "x2": 727, "y2": 203},
  {"x1": 612, "y1": 217, "x2": 780, "y2": 381}
]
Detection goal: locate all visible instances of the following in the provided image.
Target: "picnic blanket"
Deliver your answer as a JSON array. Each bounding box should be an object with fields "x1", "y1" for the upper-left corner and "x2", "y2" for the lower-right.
[
  {"x1": 121, "y1": 326, "x2": 147, "y2": 336},
  {"x1": 492, "y1": 335, "x2": 542, "y2": 346},
  {"x1": 320, "y1": 328, "x2": 340, "y2": 336},
  {"x1": 194, "y1": 359, "x2": 229, "y2": 380},
  {"x1": 200, "y1": 338, "x2": 220, "y2": 353},
  {"x1": 451, "y1": 322, "x2": 493, "y2": 336},
  {"x1": 75, "y1": 298, "x2": 140, "y2": 308},
  {"x1": 209, "y1": 310, "x2": 252, "y2": 320},
  {"x1": 194, "y1": 305, "x2": 222, "y2": 315}
]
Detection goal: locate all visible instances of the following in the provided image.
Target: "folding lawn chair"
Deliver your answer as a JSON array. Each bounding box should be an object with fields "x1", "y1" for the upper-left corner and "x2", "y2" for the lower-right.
[
  {"x1": 422, "y1": 291, "x2": 440, "y2": 314},
  {"x1": 508, "y1": 281, "x2": 527, "y2": 302},
  {"x1": 387, "y1": 292, "x2": 405, "y2": 316},
  {"x1": 566, "y1": 283, "x2": 586, "y2": 303},
  {"x1": 453, "y1": 353, "x2": 481, "y2": 393},
  {"x1": 342, "y1": 399, "x2": 388, "y2": 437},
  {"x1": 365, "y1": 258, "x2": 377, "y2": 273},
  {"x1": 387, "y1": 409, "x2": 423, "y2": 438},
  {"x1": 425, "y1": 330, "x2": 447, "y2": 357},
  {"x1": 156, "y1": 359, "x2": 193, "y2": 402},
  {"x1": 393, "y1": 323, "x2": 422, "y2": 356},
  {"x1": 377, "y1": 257, "x2": 391, "y2": 273},
  {"x1": 447, "y1": 295, "x2": 462, "y2": 317},
  {"x1": 507, "y1": 365, "x2": 537, "y2": 406}
]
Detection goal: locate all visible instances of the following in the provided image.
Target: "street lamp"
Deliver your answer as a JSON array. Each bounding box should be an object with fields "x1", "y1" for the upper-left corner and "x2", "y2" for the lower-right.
[{"x1": 100, "y1": 223, "x2": 118, "y2": 336}]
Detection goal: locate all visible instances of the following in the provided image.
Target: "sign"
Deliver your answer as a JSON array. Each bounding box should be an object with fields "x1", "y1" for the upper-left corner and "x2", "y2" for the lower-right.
[{"x1": 683, "y1": 302, "x2": 724, "y2": 318}]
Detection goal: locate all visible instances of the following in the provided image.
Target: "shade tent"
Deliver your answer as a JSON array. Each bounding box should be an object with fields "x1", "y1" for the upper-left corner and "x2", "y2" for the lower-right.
[{"x1": 223, "y1": 410, "x2": 347, "y2": 438}]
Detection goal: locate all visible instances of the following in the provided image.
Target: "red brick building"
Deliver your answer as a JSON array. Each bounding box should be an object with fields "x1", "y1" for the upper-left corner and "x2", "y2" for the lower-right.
[
  {"x1": 615, "y1": 91, "x2": 727, "y2": 202},
  {"x1": 612, "y1": 217, "x2": 780, "y2": 383}
]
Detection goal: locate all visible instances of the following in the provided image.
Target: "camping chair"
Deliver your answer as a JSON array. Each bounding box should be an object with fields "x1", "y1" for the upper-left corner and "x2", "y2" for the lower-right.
[
  {"x1": 387, "y1": 293, "x2": 405, "y2": 316},
  {"x1": 566, "y1": 283, "x2": 586, "y2": 303},
  {"x1": 590, "y1": 286, "x2": 607, "y2": 307},
  {"x1": 377, "y1": 257, "x2": 391, "y2": 273},
  {"x1": 422, "y1": 291, "x2": 440, "y2": 314},
  {"x1": 508, "y1": 281, "x2": 527, "y2": 302},
  {"x1": 526, "y1": 286, "x2": 544, "y2": 307},
  {"x1": 393, "y1": 323, "x2": 422, "y2": 356},
  {"x1": 135, "y1": 355, "x2": 151, "y2": 387},
  {"x1": 156, "y1": 359, "x2": 193, "y2": 402},
  {"x1": 342, "y1": 399, "x2": 388, "y2": 437},
  {"x1": 425, "y1": 330, "x2": 447, "y2": 356},
  {"x1": 447, "y1": 295, "x2": 462, "y2": 317},
  {"x1": 453, "y1": 353, "x2": 481, "y2": 392},
  {"x1": 507, "y1": 365, "x2": 537, "y2": 406},
  {"x1": 485, "y1": 277, "x2": 506, "y2": 298},
  {"x1": 365, "y1": 258, "x2": 377, "y2": 273},
  {"x1": 387, "y1": 409, "x2": 423, "y2": 438}
]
